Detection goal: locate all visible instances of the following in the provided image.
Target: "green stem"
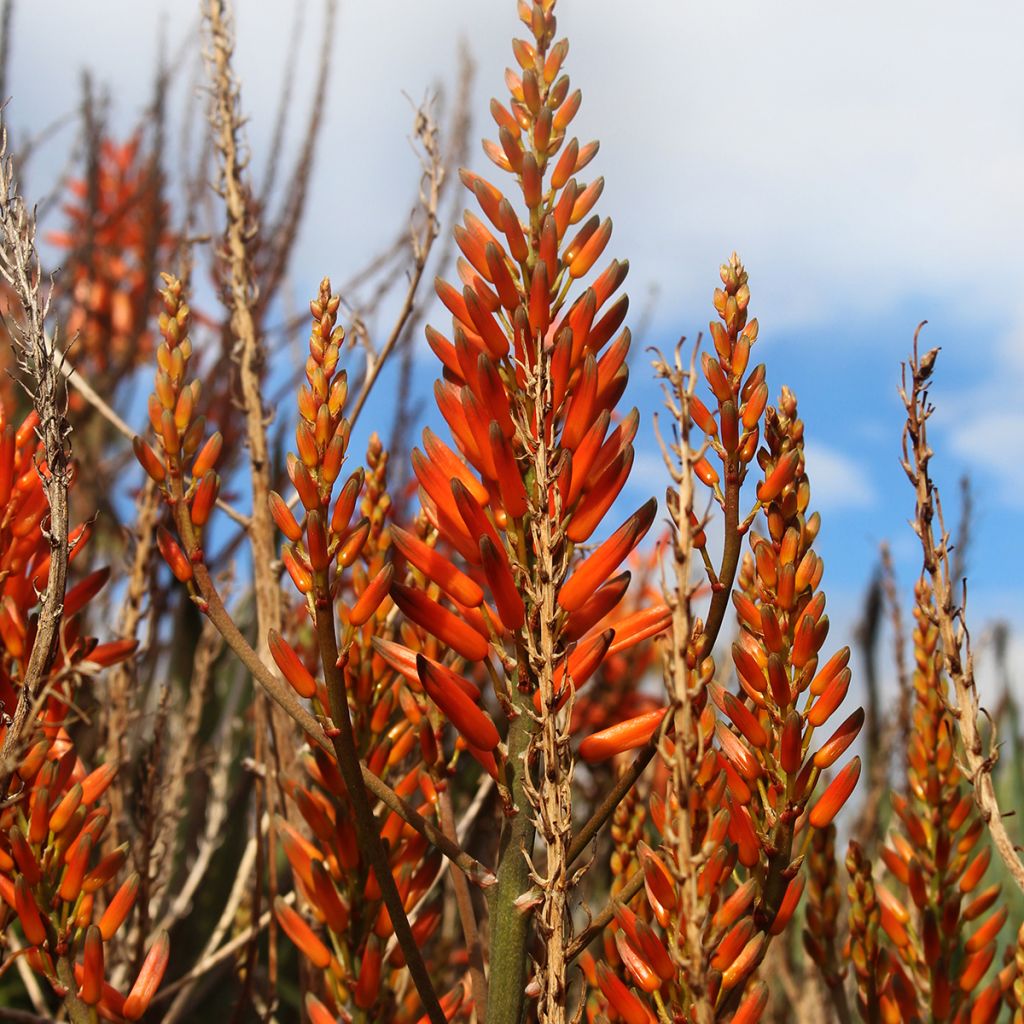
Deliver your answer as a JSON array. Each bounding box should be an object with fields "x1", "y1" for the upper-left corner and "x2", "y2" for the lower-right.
[{"x1": 485, "y1": 703, "x2": 537, "y2": 1024}]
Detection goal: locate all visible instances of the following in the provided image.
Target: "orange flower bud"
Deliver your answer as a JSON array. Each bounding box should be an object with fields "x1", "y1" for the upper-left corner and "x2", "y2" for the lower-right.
[
  {"x1": 58, "y1": 833, "x2": 92, "y2": 903},
  {"x1": 606, "y1": 604, "x2": 671, "y2": 656},
  {"x1": 780, "y1": 710, "x2": 803, "y2": 774},
  {"x1": 813, "y1": 707, "x2": 864, "y2": 769},
  {"x1": 578, "y1": 707, "x2": 666, "y2": 764},
  {"x1": 392, "y1": 584, "x2": 489, "y2": 662},
  {"x1": 731, "y1": 982, "x2": 770, "y2": 1024},
  {"x1": 769, "y1": 873, "x2": 805, "y2": 935},
  {"x1": 479, "y1": 536, "x2": 524, "y2": 631},
  {"x1": 157, "y1": 526, "x2": 192, "y2": 583},
  {"x1": 615, "y1": 931, "x2": 661, "y2": 994},
  {"x1": 715, "y1": 687, "x2": 768, "y2": 749},
  {"x1": 99, "y1": 873, "x2": 140, "y2": 940},
  {"x1": 596, "y1": 961, "x2": 656, "y2": 1024},
  {"x1": 190, "y1": 470, "x2": 220, "y2": 528},
  {"x1": 192, "y1": 431, "x2": 223, "y2": 477},
  {"x1": 132, "y1": 436, "x2": 166, "y2": 483},
  {"x1": 80, "y1": 925, "x2": 104, "y2": 1006},
  {"x1": 269, "y1": 491, "x2": 303, "y2": 542},
  {"x1": 269, "y1": 630, "x2": 317, "y2": 699},
  {"x1": 807, "y1": 667, "x2": 851, "y2": 727},
  {"x1": 757, "y1": 449, "x2": 800, "y2": 504},
  {"x1": 417, "y1": 655, "x2": 500, "y2": 752},
  {"x1": 558, "y1": 498, "x2": 657, "y2": 613},
  {"x1": 808, "y1": 756, "x2": 861, "y2": 828},
  {"x1": 15, "y1": 877, "x2": 46, "y2": 946},
  {"x1": 122, "y1": 930, "x2": 170, "y2": 1021}
]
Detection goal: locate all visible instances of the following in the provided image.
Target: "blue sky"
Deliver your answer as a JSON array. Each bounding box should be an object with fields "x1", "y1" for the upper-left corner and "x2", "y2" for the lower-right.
[{"x1": 10, "y1": 0, "x2": 1024, "y2": 685}]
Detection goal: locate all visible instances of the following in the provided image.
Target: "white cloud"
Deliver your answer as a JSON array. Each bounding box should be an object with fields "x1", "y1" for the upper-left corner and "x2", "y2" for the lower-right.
[{"x1": 803, "y1": 442, "x2": 877, "y2": 511}]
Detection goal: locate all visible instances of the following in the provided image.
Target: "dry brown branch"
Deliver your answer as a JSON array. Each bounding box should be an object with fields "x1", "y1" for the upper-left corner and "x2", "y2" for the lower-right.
[
  {"x1": 652, "y1": 338, "x2": 715, "y2": 1023},
  {"x1": 0, "y1": 118, "x2": 72, "y2": 787},
  {"x1": 900, "y1": 326, "x2": 1024, "y2": 894},
  {"x1": 516, "y1": 301, "x2": 576, "y2": 1024}
]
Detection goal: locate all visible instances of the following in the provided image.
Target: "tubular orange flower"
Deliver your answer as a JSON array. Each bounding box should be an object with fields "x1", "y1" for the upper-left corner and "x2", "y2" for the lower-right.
[
  {"x1": 391, "y1": 584, "x2": 490, "y2": 662},
  {"x1": 578, "y1": 707, "x2": 667, "y2": 763},
  {"x1": 80, "y1": 925, "x2": 104, "y2": 1006},
  {"x1": 269, "y1": 630, "x2": 318, "y2": 699},
  {"x1": 275, "y1": 896, "x2": 332, "y2": 970},
  {"x1": 557, "y1": 497, "x2": 657, "y2": 612},
  {"x1": 417, "y1": 655, "x2": 500, "y2": 752},
  {"x1": 808, "y1": 756, "x2": 861, "y2": 829},
  {"x1": 122, "y1": 931, "x2": 170, "y2": 1021}
]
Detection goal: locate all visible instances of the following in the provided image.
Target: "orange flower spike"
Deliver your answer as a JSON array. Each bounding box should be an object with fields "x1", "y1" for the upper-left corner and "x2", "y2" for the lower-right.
[
  {"x1": 558, "y1": 497, "x2": 657, "y2": 612},
  {"x1": 479, "y1": 536, "x2": 525, "y2": 631},
  {"x1": 274, "y1": 897, "x2": 331, "y2": 970},
  {"x1": 959, "y1": 943, "x2": 996, "y2": 993},
  {"x1": 485, "y1": 242, "x2": 520, "y2": 312},
  {"x1": 964, "y1": 906, "x2": 1007, "y2": 954},
  {"x1": 578, "y1": 707, "x2": 667, "y2": 764},
  {"x1": 191, "y1": 430, "x2": 223, "y2": 478},
  {"x1": 464, "y1": 286, "x2": 510, "y2": 360},
  {"x1": 550, "y1": 627, "x2": 614, "y2": 704},
  {"x1": 98, "y1": 872, "x2": 140, "y2": 940},
  {"x1": 813, "y1": 707, "x2": 865, "y2": 769},
  {"x1": 15, "y1": 877, "x2": 47, "y2": 946},
  {"x1": 757, "y1": 449, "x2": 801, "y2": 504},
  {"x1": 417, "y1": 655, "x2": 500, "y2": 752},
  {"x1": 595, "y1": 962, "x2": 657, "y2": 1024},
  {"x1": 80, "y1": 925, "x2": 105, "y2": 1006},
  {"x1": 959, "y1": 846, "x2": 991, "y2": 894},
  {"x1": 122, "y1": 931, "x2": 170, "y2": 1021},
  {"x1": 190, "y1": 468, "x2": 220, "y2": 524},
  {"x1": 727, "y1": 796, "x2": 761, "y2": 868},
  {"x1": 423, "y1": 427, "x2": 493, "y2": 506},
  {"x1": 269, "y1": 630, "x2": 318, "y2": 699},
  {"x1": 808, "y1": 756, "x2": 861, "y2": 829},
  {"x1": 49, "y1": 782, "x2": 84, "y2": 834},
  {"x1": 451, "y1": 478, "x2": 502, "y2": 552}
]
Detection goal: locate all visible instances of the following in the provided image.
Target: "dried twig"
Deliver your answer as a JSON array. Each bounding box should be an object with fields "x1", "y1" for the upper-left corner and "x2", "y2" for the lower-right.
[
  {"x1": 0, "y1": 118, "x2": 73, "y2": 788},
  {"x1": 900, "y1": 326, "x2": 1024, "y2": 894}
]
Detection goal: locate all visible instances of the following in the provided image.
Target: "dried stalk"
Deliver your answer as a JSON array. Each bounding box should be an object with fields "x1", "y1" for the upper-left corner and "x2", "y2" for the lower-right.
[
  {"x1": 652, "y1": 339, "x2": 714, "y2": 1022},
  {"x1": 900, "y1": 326, "x2": 1024, "y2": 894},
  {"x1": 520, "y1": 336, "x2": 575, "y2": 1024},
  {"x1": 0, "y1": 120, "x2": 72, "y2": 787}
]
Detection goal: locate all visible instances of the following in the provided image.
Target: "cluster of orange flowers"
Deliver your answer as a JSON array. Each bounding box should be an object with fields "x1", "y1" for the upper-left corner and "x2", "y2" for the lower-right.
[
  {"x1": 4, "y1": 0, "x2": 1022, "y2": 1021},
  {"x1": 0, "y1": 402, "x2": 165, "y2": 1020}
]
